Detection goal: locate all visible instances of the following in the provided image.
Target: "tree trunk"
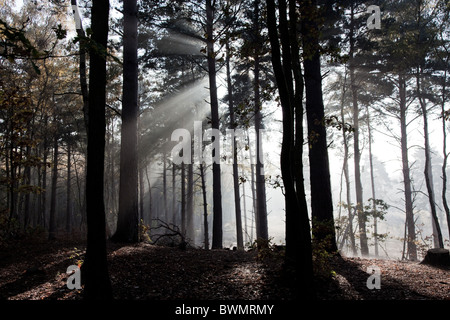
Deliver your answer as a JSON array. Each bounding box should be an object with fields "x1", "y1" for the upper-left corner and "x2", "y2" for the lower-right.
[
  {"x1": 171, "y1": 159, "x2": 175, "y2": 224},
  {"x1": 421, "y1": 248, "x2": 450, "y2": 267},
  {"x1": 349, "y1": 4, "x2": 368, "y2": 256},
  {"x1": 187, "y1": 161, "x2": 194, "y2": 242},
  {"x1": 226, "y1": 39, "x2": 244, "y2": 250},
  {"x1": 399, "y1": 74, "x2": 417, "y2": 261},
  {"x1": 48, "y1": 133, "x2": 58, "y2": 241},
  {"x1": 144, "y1": 163, "x2": 153, "y2": 224},
  {"x1": 181, "y1": 162, "x2": 186, "y2": 235},
  {"x1": 267, "y1": 0, "x2": 314, "y2": 298},
  {"x1": 417, "y1": 69, "x2": 444, "y2": 249},
  {"x1": 253, "y1": 0, "x2": 268, "y2": 242},
  {"x1": 66, "y1": 143, "x2": 72, "y2": 234},
  {"x1": 248, "y1": 130, "x2": 258, "y2": 241},
  {"x1": 242, "y1": 178, "x2": 249, "y2": 245},
  {"x1": 71, "y1": 0, "x2": 89, "y2": 132},
  {"x1": 112, "y1": 0, "x2": 139, "y2": 243},
  {"x1": 83, "y1": 0, "x2": 112, "y2": 300},
  {"x1": 200, "y1": 163, "x2": 209, "y2": 249},
  {"x1": 23, "y1": 146, "x2": 31, "y2": 229},
  {"x1": 301, "y1": 0, "x2": 337, "y2": 253},
  {"x1": 366, "y1": 105, "x2": 378, "y2": 256},
  {"x1": 339, "y1": 72, "x2": 357, "y2": 255},
  {"x1": 206, "y1": 0, "x2": 223, "y2": 249},
  {"x1": 41, "y1": 135, "x2": 48, "y2": 228},
  {"x1": 440, "y1": 66, "x2": 450, "y2": 241}
]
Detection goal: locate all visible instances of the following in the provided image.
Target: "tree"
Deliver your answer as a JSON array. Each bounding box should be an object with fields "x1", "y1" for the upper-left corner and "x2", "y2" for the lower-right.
[
  {"x1": 48, "y1": 119, "x2": 59, "y2": 241},
  {"x1": 300, "y1": 0, "x2": 337, "y2": 253},
  {"x1": 112, "y1": 0, "x2": 140, "y2": 243},
  {"x1": 206, "y1": 0, "x2": 224, "y2": 249},
  {"x1": 362, "y1": 0, "x2": 420, "y2": 260},
  {"x1": 347, "y1": 1, "x2": 369, "y2": 256},
  {"x1": 83, "y1": 0, "x2": 113, "y2": 300},
  {"x1": 413, "y1": 0, "x2": 444, "y2": 249},
  {"x1": 71, "y1": 0, "x2": 89, "y2": 131},
  {"x1": 252, "y1": 0, "x2": 269, "y2": 242},
  {"x1": 266, "y1": 0, "x2": 314, "y2": 298},
  {"x1": 225, "y1": 30, "x2": 244, "y2": 250}
]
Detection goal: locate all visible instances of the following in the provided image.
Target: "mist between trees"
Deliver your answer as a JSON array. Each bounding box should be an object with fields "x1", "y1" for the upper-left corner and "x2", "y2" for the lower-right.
[{"x1": 1, "y1": 0, "x2": 450, "y2": 300}]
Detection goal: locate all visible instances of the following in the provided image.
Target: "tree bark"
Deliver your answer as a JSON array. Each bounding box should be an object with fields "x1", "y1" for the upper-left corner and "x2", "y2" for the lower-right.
[
  {"x1": 267, "y1": 0, "x2": 314, "y2": 298},
  {"x1": 200, "y1": 163, "x2": 209, "y2": 249},
  {"x1": 366, "y1": 105, "x2": 378, "y2": 256},
  {"x1": 181, "y1": 162, "x2": 186, "y2": 235},
  {"x1": 66, "y1": 143, "x2": 72, "y2": 234},
  {"x1": 349, "y1": 4, "x2": 368, "y2": 256},
  {"x1": 112, "y1": 0, "x2": 139, "y2": 243},
  {"x1": 339, "y1": 71, "x2": 357, "y2": 255},
  {"x1": 399, "y1": 74, "x2": 417, "y2": 261},
  {"x1": 71, "y1": 0, "x2": 89, "y2": 132},
  {"x1": 417, "y1": 69, "x2": 444, "y2": 249},
  {"x1": 187, "y1": 161, "x2": 194, "y2": 242},
  {"x1": 301, "y1": 0, "x2": 337, "y2": 253},
  {"x1": 83, "y1": 0, "x2": 112, "y2": 300},
  {"x1": 206, "y1": 0, "x2": 223, "y2": 249},
  {"x1": 144, "y1": 163, "x2": 153, "y2": 224},
  {"x1": 253, "y1": 0, "x2": 268, "y2": 242},
  {"x1": 171, "y1": 159, "x2": 175, "y2": 224},
  {"x1": 48, "y1": 132, "x2": 58, "y2": 241},
  {"x1": 421, "y1": 248, "x2": 450, "y2": 266},
  {"x1": 440, "y1": 66, "x2": 450, "y2": 241},
  {"x1": 226, "y1": 39, "x2": 244, "y2": 250}
]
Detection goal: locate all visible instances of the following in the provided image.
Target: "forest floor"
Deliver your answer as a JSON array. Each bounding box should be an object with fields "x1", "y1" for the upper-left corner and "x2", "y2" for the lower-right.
[{"x1": 0, "y1": 240, "x2": 448, "y2": 301}]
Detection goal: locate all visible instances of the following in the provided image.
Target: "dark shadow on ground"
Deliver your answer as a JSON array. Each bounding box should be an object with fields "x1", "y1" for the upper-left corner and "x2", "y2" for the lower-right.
[{"x1": 324, "y1": 255, "x2": 436, "y2": 300}]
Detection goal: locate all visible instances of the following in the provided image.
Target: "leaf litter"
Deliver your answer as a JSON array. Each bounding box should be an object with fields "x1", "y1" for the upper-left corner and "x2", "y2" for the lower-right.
[{"x1": 0, "y1": 241, "x2": 448, "y2": 300}]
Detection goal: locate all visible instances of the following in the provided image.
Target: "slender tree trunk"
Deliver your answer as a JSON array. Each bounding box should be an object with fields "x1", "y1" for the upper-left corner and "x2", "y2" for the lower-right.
[
  {"x1": 139, "y1": 161, "x2": 145, "y2": 224},
  {"x1": 71, "y1": 0, "x2": 89, "y2": 131},
  {"x1": 242, "y1": 179, "x2": 248, "y2": 245},
  {"x1": 23, "y1": 146, "x2": 31, "y2": 229},
  {"x1": 181, "y1": 162, "x2": 186, "y2": 235},
  {"x1": 399, "y1": 74, "x2": 417, "y2": 261},
  {"x1": 366, "y1": 105, "x2": 378, "y2": 256},
  {"x1": 144, "y1": 163, "x2": 153, "y2": 224},
  {"x1": 206, "y1": 0, "x2": 223, "y2": 249},
  {"x1": 440, "y1": 67, "x2": 450, "y2": 240},
  {"x1": 66, "y1": 143, "x2": 72, "y2": 234},
  {"x1": 200, "y1": 163, "x2": 209, "y2": 249},
  {"x1": 289, "y1": 0, "x2": 306, "y2": 223},
  {"x1": 111, "y1": 122, "x2": 117, "y2": 215},
  {"x1": 248, "y1": 130, "x2": 258, "y2": 240},
  {"x1": 226, "y1": 39, "x2": 244, "y2": 250},
  {"x1": 349, "y1": 4, "x2": 368, "y2": 256},
  {"x1": 417, "y1": 69, "x2": 444, "y2": 248},
  {"x1": 83, "y1": 0, "x2": 112, "y2": 300},
  {"x1": 253, "y1": 0, "x2": 268, "y2": 242},
  {"x1": 187, "y1": 161, "x2": 194, "y2": 242},
  {"x1": 48, "y1": 133, "x2": 58, "y2": 241},
  {"x1": 171, "y1": 159, "x2": 175, "y2": 224},
  {"x1": 41, "y1": 135, "x2": 48, "y2": 228},
  {"x1": 8, "y1": 140, "x2": 17, "y2": 225},
  {"x1": 339, "y1": 72, "x2": 357, "y2": 255},
  {"x1": 113, "y1": 0, "x2": 139, "y2": 243}
]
